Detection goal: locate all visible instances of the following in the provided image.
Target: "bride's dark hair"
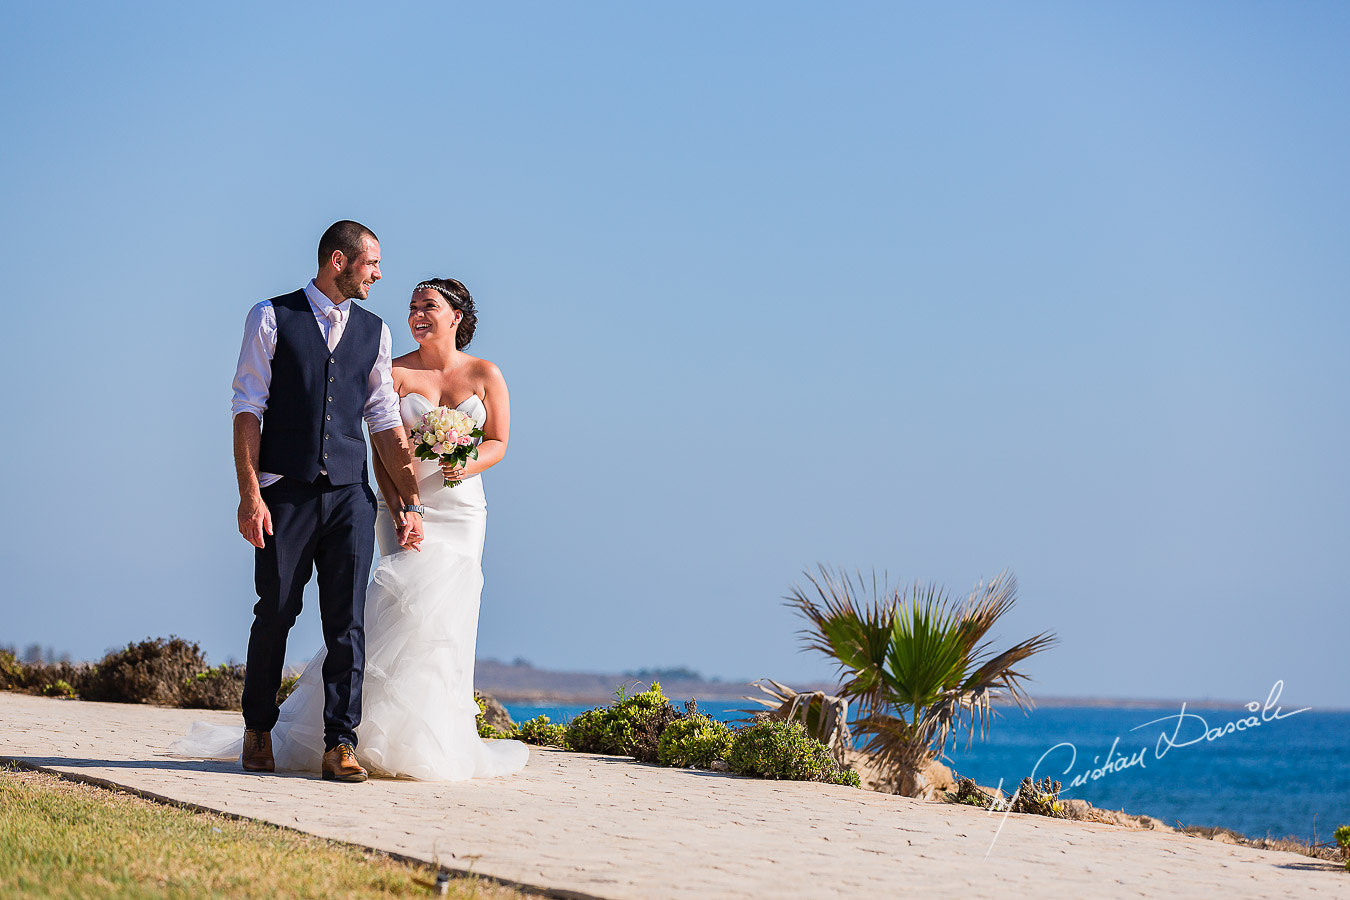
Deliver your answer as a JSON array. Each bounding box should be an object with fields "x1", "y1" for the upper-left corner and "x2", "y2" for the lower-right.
[{"x1": 415, "y1": 278, "x2": 477, "y2": 350}]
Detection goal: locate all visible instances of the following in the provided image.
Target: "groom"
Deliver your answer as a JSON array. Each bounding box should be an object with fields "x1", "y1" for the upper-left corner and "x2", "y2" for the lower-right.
[{"x1": 231, "y1": 220, "x2": 425, "y2": 782}]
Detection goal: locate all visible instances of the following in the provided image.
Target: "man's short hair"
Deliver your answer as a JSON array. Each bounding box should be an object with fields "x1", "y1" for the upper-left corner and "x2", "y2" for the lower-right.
[{"x1": 318, "y1": 220, "x2": 379, "y2": 268}]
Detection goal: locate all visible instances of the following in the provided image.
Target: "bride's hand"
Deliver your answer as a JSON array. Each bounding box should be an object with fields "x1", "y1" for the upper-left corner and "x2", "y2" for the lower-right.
[
  {"x1": 441, "y1": 462, "x2": 467, "y2": 481},
  {"x1": 398, "y1": 510, "x2": 424, "y2": 551}
]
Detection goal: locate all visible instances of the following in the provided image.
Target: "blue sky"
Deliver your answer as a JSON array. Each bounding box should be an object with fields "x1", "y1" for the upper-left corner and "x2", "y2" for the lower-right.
[{"x1": 3, "y1": 3, "x2": 1346, "y2": 707}]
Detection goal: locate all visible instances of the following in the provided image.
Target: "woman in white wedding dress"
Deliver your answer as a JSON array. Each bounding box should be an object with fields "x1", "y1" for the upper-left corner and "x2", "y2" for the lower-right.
[{"x1": 173, "y1": 278, "x2": 528, "y2": 780}]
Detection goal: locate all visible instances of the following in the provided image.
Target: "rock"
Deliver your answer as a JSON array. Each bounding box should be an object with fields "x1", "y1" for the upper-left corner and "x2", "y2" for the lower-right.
[
  {"x1": 710, "y1": 760, "x2": 730, "y2": 772},
  {"x1": 475, "y1": 691, "x2": 515, "y2": 732},
  {"x1": 841, "y1": 750, "x2": 954, "y2": 800},
  {"x1": 1062, "y1": 799, "x2": 1095, "y2": 820}
]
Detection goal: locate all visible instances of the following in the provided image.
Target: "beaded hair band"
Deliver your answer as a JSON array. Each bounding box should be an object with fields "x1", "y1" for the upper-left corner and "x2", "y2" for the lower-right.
[{"x1": 414, "y1": 282, "x2": 471, "y2": 309}]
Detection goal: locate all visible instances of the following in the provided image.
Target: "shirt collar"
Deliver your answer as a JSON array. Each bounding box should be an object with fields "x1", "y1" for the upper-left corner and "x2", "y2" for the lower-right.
[{"x1": 304, "y1": 280, "x2": 352, "y2": 314}]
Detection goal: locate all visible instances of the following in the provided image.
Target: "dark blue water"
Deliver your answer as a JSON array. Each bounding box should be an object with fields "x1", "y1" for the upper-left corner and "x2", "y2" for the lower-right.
[{"x1": 504, "y1": 699, "x2": 1350, "y2": 842}]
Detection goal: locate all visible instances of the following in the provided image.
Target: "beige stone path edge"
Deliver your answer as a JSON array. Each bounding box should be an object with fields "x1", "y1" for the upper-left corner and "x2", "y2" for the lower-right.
[
  {"x1": 1, "y1": 756, "x2": 590, "y2": 900},
  {"x1": 2, "y1": 694, "x2": 1344, "y2": 900}
]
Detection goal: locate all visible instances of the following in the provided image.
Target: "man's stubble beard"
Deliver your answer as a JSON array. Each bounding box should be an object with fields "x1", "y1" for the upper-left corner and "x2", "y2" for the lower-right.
[{"x1": 334, "y1": 265, "x2": 367, "y2": 300}]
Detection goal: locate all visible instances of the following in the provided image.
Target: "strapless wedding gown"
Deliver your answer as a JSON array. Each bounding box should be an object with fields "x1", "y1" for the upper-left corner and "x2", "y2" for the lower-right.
[{"x1": 171, "y1": 392, "x2": 529, "y2": 780}]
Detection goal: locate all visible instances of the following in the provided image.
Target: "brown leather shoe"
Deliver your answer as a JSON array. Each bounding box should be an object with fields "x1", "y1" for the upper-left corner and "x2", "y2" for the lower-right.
[
  {"x1": 322, "y1": 742, "x2": 368, "y2": 782},
  {"x1": 242, "y1": 729, "x2": 274, "y2": 773}
]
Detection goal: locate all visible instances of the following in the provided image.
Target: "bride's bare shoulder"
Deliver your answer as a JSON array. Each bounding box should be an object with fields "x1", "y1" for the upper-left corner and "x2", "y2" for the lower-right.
[{"x1": 466, "y1": 355, "x2": 504, "y2": 382}]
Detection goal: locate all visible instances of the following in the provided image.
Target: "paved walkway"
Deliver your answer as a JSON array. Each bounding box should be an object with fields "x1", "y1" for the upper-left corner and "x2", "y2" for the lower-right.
[{"x1": 0, "y1": 693, "x2": 1342, "y2": 899}]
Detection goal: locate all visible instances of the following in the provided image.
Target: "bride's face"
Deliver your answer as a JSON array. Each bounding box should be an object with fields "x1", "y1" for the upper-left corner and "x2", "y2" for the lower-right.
[{"x1": 408, "y1": 289, "x2": 460, "y2": 344}]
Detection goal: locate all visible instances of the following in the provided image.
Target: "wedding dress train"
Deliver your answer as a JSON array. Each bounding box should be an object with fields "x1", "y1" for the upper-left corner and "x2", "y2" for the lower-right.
[{"x1": 172, "y1": 393, "x2": 528, "y2": 780}]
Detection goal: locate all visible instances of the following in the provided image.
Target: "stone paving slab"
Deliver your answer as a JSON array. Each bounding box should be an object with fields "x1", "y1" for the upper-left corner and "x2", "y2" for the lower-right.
[{"x1": 0, "y1": 693, "x2": 1342, "y2": 899}]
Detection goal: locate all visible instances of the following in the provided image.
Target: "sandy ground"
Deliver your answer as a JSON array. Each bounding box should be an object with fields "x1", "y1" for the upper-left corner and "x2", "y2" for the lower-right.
[{"x1": 0, "y1": 692, "x2": 1342, "y2": 899}]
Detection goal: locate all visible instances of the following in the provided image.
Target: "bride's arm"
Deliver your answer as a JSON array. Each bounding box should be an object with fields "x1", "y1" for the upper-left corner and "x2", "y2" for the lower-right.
[{"x1": 448, "y1": 362, "x2": 510, "y2": 480}]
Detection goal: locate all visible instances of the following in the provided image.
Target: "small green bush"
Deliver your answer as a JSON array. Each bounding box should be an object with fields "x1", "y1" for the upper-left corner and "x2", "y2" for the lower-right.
[
  {"x1": 0, "y1": 650, "x2": 24, "y2": 690},
  {"x1": 728, "y1": 720, "x2": 858, "y2": 786},
  {"x1": 180, "y1": 663, "x2": 247, "y2": 710},
  {"x1": 1010, "y1": 776, "x2": 1067, "y2": 818},
  {"x1": 474, "y1": 695, "x2": 497, "y2": 738},
  {"x1": 82, "y1": 637, "x2": 210, "y2": 706},
  {"x1": 42, "y1": 679, "x2": 76, "y2": 699},
  {"x1": 657, "y1": 714, "x2": 735, "y2": 769},
  {"x1": 517, "y1": 715, "x2": 568, "y2": 747},
  {"x1": 0, "y1": 649, "x2": 94, "y2": 698},
  {"x1": 565, "y1": 683, "x2": 671, "y2": 755},
  {"x1": 630, "y1": 700, "x2": 683, "y2": 763},
  {"x1": 277, "y1": 673, "x2": 301, "y2": 705}
]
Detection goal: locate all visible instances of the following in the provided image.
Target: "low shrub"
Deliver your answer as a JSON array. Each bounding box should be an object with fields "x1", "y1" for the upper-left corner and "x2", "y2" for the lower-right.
[
  {"x1": 42, "y1": 679, "x2": 76, "y2": 699},
  {"x1": 517, "y1": 715, "x2": 568, "y2": 747},
  {"x1": 179, "y1": 663, "x2": 247, "y2": 710},
  {"x1": 1, "y1": 649, "x2": 94, "y2": 697},
  {"x1": 565, "y1": 683, "x2": 671, "y2": 755},
  {"x1": 81, "y1": 637, "x2": 210, "y2": 706},
  {"x1": 1336, "y1": 824, "x2": 1349, "y2": 872},
  {"x1": 474, "y1": 695, "x2": 498, "y2": 738},
  {"x1": 1010, "y1": 776, "x2": 1067, "y2": 818},
  {"x1": 277, "y1": 673, "x2": 301, "y2": 705},
  {"x1": 630, "y1": 699, "x2": 684, "y2": 764},
  {"x1": 728, "y1": 720, "x2": 859, "y2": 787},
  {"x1": 657, "y1": 713, "x2": 735, "y2": 769},
  {"x1": 945, "y1": 776, "x2": 998, "y2": 809},
  {"x1": 0, "y1": 650, "x2": 24, "y2": 690}
]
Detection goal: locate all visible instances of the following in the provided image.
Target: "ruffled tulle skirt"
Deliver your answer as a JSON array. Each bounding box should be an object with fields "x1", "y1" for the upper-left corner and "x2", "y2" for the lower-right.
[{"x1": 170, "y1": 532, "x2": 528, "y2": 780}]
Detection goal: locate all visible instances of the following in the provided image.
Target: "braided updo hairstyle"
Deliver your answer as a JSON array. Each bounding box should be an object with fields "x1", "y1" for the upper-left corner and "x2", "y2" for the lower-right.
[{"x1": 414, "y1": 278, "x2": 477, "y2": 350}]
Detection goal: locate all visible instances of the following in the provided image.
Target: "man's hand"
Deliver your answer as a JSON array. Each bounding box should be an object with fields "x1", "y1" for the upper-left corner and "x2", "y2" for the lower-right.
[
  {"x1": 398, "y1": 510, "x2": 424, "y2": 551},
  {"x1": 238, "y1": 492, "x2": 272, "y2": 549}
]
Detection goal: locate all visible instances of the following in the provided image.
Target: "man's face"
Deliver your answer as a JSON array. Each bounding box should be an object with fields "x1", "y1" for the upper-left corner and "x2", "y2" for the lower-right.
[{"x1": 334, "y1": 236, "x2": 382, "y2": 300}]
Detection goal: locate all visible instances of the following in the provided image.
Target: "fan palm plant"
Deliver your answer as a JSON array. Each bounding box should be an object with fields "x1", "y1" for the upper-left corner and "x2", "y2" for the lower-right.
[{"x1": 788, "y1": 566, "x2": 1056, "y2": 782}]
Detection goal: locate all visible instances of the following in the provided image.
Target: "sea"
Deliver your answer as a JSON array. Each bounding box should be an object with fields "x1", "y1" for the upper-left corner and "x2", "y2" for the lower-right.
[{"x1": 503, "y1": 697, "x2": 1350, "y2": 844}]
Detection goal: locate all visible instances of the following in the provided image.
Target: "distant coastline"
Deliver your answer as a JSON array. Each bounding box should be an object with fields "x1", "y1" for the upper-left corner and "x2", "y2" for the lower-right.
[{"x1": 473, "y1": 659, "x2": 1333, "y2": 710}]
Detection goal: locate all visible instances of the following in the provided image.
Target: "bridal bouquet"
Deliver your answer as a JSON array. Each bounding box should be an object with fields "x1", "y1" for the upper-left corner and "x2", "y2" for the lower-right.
[{"x1": 410, "y1": 406, "x2": 484, "y2": 487}]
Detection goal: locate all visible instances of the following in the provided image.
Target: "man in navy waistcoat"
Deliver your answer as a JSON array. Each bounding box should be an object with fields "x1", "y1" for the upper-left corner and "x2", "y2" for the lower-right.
[{"x1": 230, "y1": 220, "x2": 425, "y2": 782}]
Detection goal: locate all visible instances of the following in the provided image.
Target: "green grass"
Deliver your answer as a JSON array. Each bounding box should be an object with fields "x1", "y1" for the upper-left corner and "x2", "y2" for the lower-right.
[{"x1": 0, "y1": 764, "x2": 529, "y2": 900}]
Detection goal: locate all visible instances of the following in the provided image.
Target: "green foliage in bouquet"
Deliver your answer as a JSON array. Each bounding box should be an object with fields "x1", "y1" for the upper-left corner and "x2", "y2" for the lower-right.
[
  {"x1": 657, "y1": 713, "x2": 736, "y2": 769},
  {"x1": 728, "y1": 720, "x2": 860, "y2": 787},
  {"x1": 410, "y1": 407, "x2": 486, "y2": 487}
]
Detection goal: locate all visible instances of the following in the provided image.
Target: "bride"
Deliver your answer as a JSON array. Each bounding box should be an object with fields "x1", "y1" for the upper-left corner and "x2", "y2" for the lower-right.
[{"x1": 173, "y1": 278, "x2": 528, "y2": 781}]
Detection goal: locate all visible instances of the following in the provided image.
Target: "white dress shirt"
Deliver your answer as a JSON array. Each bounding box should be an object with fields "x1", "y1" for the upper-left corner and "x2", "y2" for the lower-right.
[{"x1": 232, "y1": 280, "x2": 402, "y2": 487}]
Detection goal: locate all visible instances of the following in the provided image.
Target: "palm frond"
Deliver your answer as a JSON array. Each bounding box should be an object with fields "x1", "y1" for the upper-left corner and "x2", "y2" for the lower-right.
[{"x1": 786, "y1": 566, "x2": 893, "y2": 719}]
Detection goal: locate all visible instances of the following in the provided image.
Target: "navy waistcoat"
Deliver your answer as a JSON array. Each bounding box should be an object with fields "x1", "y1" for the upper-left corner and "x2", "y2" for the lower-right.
[{"x1": 258, "y1": 289, "x2": 382, "y2": 486}]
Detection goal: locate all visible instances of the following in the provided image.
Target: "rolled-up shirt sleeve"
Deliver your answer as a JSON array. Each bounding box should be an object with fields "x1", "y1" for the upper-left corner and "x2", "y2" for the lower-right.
[
  {"x1": 364, "y1": 322, "x2": 402, "y2": 433},
  {"x1": 231, "y1": 301, "x2": 277, "y2": 421}
]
